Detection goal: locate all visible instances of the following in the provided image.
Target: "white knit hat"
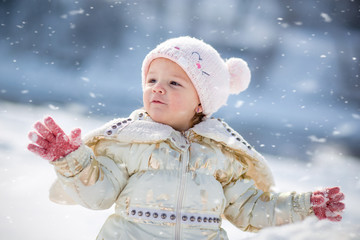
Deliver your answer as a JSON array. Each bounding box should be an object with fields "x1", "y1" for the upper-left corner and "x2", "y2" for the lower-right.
[{"x1": 141, "y1": 36, "x2": 251, "y2": 116}]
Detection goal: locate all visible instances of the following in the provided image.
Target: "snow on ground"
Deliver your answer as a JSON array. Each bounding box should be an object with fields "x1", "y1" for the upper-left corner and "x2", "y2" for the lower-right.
[{"x1": 0, "y1": 100, "x2": 359, "y2": 240}]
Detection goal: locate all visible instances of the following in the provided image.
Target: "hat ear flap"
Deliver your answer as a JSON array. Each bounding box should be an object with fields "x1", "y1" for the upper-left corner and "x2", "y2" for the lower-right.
[{"x1": 226, "y1": 58, "x2": 251, "y2": 94}]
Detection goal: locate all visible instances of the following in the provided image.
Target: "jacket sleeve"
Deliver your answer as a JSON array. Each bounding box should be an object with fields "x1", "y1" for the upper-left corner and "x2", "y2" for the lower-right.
[
  {"x1": 223, "y1": 178, "x2": 313, "y2": 232},
  {"x1": 50, "y1": 140, "x2": 130, "y2": 210}
]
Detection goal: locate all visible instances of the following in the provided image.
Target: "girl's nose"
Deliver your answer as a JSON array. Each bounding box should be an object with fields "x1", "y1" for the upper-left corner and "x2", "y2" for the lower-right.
[{"x1": 152, "y1": 83, "x2": 165, "y2": 94}]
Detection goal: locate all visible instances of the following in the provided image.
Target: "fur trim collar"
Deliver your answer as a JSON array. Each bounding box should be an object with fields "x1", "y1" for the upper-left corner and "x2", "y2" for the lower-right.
[{"x1": 84, "y1": 109, "x2": 275, "y2": 191}]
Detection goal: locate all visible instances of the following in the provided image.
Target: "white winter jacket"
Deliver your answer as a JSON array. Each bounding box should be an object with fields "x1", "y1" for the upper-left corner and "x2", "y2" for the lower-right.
[{"x1": 49, "y1": 109, "x2": 313, "y2": 239}]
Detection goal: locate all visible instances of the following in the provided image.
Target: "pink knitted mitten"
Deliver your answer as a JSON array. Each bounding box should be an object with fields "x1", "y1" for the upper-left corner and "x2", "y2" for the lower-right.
[
  {"x1": 310, "y1": 187, "x2": 345, "y2": 221},
  {"x1": 28, "y1": 116, "x2": 81, "y2": 161}
]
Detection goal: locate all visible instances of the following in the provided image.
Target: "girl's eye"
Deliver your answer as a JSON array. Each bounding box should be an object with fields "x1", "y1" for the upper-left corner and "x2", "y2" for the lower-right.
[
  {"x1": 170, "y1": 81, "x2": 181, "y2": 86},
  {"x1": 147, "y1": 79, "x2": 156, "y2": 84}
]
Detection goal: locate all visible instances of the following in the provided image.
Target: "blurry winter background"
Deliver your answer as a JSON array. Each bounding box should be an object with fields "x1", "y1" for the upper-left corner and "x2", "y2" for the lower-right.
[{"x1": 0, "y1": 0, "x2": 359, "y2": 239}]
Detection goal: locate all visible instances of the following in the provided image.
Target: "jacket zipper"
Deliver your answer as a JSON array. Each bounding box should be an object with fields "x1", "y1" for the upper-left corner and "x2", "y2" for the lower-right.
[{"x1": 175, "y1": 134, "x2": 190, "y2": 240}]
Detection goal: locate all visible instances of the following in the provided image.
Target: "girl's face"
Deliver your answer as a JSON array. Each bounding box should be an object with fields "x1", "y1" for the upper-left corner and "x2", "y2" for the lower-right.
[{"x1": 143, "y1": 58, "x2": 202, "y2": 131}]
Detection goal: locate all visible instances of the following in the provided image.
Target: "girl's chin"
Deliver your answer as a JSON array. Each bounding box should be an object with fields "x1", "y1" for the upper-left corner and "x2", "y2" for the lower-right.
[{"x1": 146, "y1": 111, "x2": 166, "y2": 123}]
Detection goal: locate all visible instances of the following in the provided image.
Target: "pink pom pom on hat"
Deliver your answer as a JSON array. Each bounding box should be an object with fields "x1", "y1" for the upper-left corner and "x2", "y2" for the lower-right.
[
  {"x1": 226, "y1": 58, "x2": 251, "y2": 94},
  {"x1": 141, "y1": 36, "x2": 251, "y2": 116}
]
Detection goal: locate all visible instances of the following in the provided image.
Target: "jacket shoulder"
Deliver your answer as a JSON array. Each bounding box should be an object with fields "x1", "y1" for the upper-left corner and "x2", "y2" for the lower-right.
[
  {"x1": 192, "y1": 118, "x2": 275, "y2": 192},
  {"x1": 83, "y1": 114, "x2": 135, "y2": 145},
  {"x1": 192, "y1": 118, "x2": 257, "y2": 157},
  {"x1": 83, "y1": 109, "x2": 174, "y2": 146}
]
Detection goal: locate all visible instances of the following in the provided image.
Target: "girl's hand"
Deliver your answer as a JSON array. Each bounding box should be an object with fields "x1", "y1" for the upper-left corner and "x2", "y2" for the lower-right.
[
  {"x1": 310, "y1": 187, "x2": 345, "y2": 221},
  {"x1": 28, "y1": 116, "x2": 82, "y2": 161}
]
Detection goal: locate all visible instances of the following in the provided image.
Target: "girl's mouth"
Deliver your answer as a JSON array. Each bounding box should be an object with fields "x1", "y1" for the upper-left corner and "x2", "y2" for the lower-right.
[{"x1": 152, "y1": 100, "x2": 165, "y2": 104}]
